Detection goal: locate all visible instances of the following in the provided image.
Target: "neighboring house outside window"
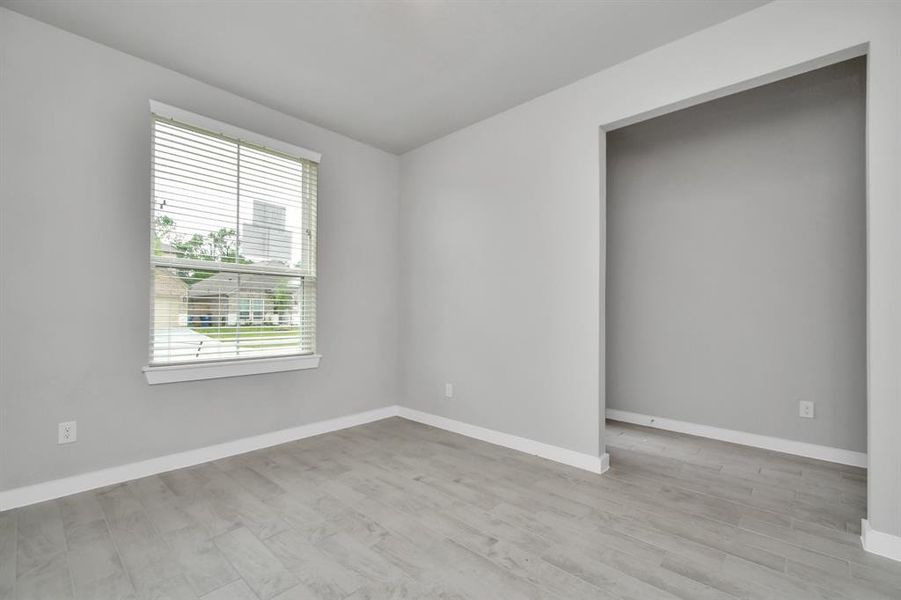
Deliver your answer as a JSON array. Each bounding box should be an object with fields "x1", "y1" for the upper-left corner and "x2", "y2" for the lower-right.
[{"x1": 144, "y1": 102, "x2": 320, "y2": 384}]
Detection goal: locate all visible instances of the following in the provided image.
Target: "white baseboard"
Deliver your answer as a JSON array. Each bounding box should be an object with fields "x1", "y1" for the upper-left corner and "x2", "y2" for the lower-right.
[
  {"x1": 0, "y1": 405, "x2": 398, "y2": 511},
  {"x1": 606, "y1": 409, "x2": 867, "y2": 468},
  {"x1": 861, "y1": 519, "x2": 901, "y2": 562},
  {"x1": 398, "y1": 406, "x2": 609, "y2": 474},
  {"x1": 0, "y1": 404, "x2": 610, "y2": 511}
]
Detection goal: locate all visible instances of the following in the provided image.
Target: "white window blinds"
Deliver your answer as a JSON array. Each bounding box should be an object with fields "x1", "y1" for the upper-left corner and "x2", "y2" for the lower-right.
[{"x1": 150, "y1": 111, "x2": 318, "y2": 366}]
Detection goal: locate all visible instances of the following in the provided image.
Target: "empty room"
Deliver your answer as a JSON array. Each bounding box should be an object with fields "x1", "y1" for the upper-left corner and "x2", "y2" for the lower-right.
[{"x1": 1, "y1": 1, "x2": 900, "y2": 599}]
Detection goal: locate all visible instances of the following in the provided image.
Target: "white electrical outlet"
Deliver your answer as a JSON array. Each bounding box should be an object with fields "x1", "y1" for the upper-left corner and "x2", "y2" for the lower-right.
[
  {"x1": 445, "y1": 383, "x2": 454, "y2": 399},
  {"x1": 799, "y1": 401, "x2": 815, "y2": 419},
  {"x1": 58, "y1": 421, "x2": 77, "y2": 444}
]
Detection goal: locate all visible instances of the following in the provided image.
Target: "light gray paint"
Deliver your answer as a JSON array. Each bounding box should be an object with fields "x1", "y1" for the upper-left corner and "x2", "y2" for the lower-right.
[
  {"x1": 397, "y1": 1, "x2": 901, "y2": 536},
  {"x1": 0, "y1": 9, "x2": 400, "y2": 491},
  {"x1": 606, "y1": 58, "x2": 866, "y2": 452},
  {"x1": 3, "y1": 1, "x2": 901, "y2": 543},
  {"x1": 398, "y1": 97, "x2": 603, "y2": 460},
  {"x1": 0, "y1": 0, "x2": 766, "y2": 153}
]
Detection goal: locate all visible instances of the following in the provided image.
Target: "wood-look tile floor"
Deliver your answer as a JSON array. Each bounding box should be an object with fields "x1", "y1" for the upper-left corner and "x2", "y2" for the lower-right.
[{"x1": 1, "y1": 417, "x2": 900, "y2": 599}]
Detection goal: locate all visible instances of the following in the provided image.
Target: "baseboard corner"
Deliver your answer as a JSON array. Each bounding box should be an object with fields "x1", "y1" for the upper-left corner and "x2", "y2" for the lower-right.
[
  {"x1": 861, "y1": 519, "x2": 901, "y2": 562},
  {"x1": 599, "y1": 452, "x2": 610, "y2": 474}
]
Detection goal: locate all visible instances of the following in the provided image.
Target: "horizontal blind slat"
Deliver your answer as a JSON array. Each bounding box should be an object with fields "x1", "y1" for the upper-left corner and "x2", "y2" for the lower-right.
[{"x1": 151, "y1": 113, "x2": 318, "y2": 365}]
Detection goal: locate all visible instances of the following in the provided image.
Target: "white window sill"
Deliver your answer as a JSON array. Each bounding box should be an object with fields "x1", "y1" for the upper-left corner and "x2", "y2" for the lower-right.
[{"x1": 143, "y1": 355, "x2": 321, "y2": 384}]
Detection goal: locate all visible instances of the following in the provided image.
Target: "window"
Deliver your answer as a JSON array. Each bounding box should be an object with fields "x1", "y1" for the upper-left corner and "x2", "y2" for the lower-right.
[{"x1": 145, "y1": 102, "x2": 320, "y2": 383}]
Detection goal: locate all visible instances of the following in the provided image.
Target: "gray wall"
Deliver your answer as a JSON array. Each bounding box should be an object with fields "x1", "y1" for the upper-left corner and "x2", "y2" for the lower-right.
[
  {"x1": 0, "y1": 9, "x2": 400, "y2": 491},
  {"x1": 398, "y1": 83, "x2": 602, "y2": 461},
  {"x1": 606, "y1": 57, "x2": 866, "y2": 452}
]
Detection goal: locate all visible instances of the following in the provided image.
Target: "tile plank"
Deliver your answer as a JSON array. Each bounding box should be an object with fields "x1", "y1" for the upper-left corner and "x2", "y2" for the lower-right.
[{"x1": 3, "y1": 418, "x2": 895, "y2": 600}]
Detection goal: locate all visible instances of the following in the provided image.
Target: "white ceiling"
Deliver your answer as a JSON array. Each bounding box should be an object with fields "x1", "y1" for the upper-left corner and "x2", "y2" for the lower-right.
[{"x1": 2, "y1": 0, "x2": 767, "y2": 153}]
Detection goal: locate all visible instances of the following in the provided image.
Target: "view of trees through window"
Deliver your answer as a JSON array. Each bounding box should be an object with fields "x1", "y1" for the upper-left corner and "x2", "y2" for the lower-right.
[{"x1": 150, "y1": 114, "x2": 317, "y2": 365}]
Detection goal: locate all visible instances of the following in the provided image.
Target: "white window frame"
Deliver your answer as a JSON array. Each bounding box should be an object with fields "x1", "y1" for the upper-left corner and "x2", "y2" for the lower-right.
[{"x1": 143, "y1": 101, "x2": 321, "y2": 384}]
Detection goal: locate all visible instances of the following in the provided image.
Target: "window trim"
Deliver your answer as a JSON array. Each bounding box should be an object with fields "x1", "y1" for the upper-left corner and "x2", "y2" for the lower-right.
[
  {"x1": 148, "y1": 100, "x2": 322, "y2": 163},
  {"x1": 144, "y1": 100, "x2": 321, "y2": 384},
  {"x1": 143, "y1": 354, "x2": 322, "y2": 385}
]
